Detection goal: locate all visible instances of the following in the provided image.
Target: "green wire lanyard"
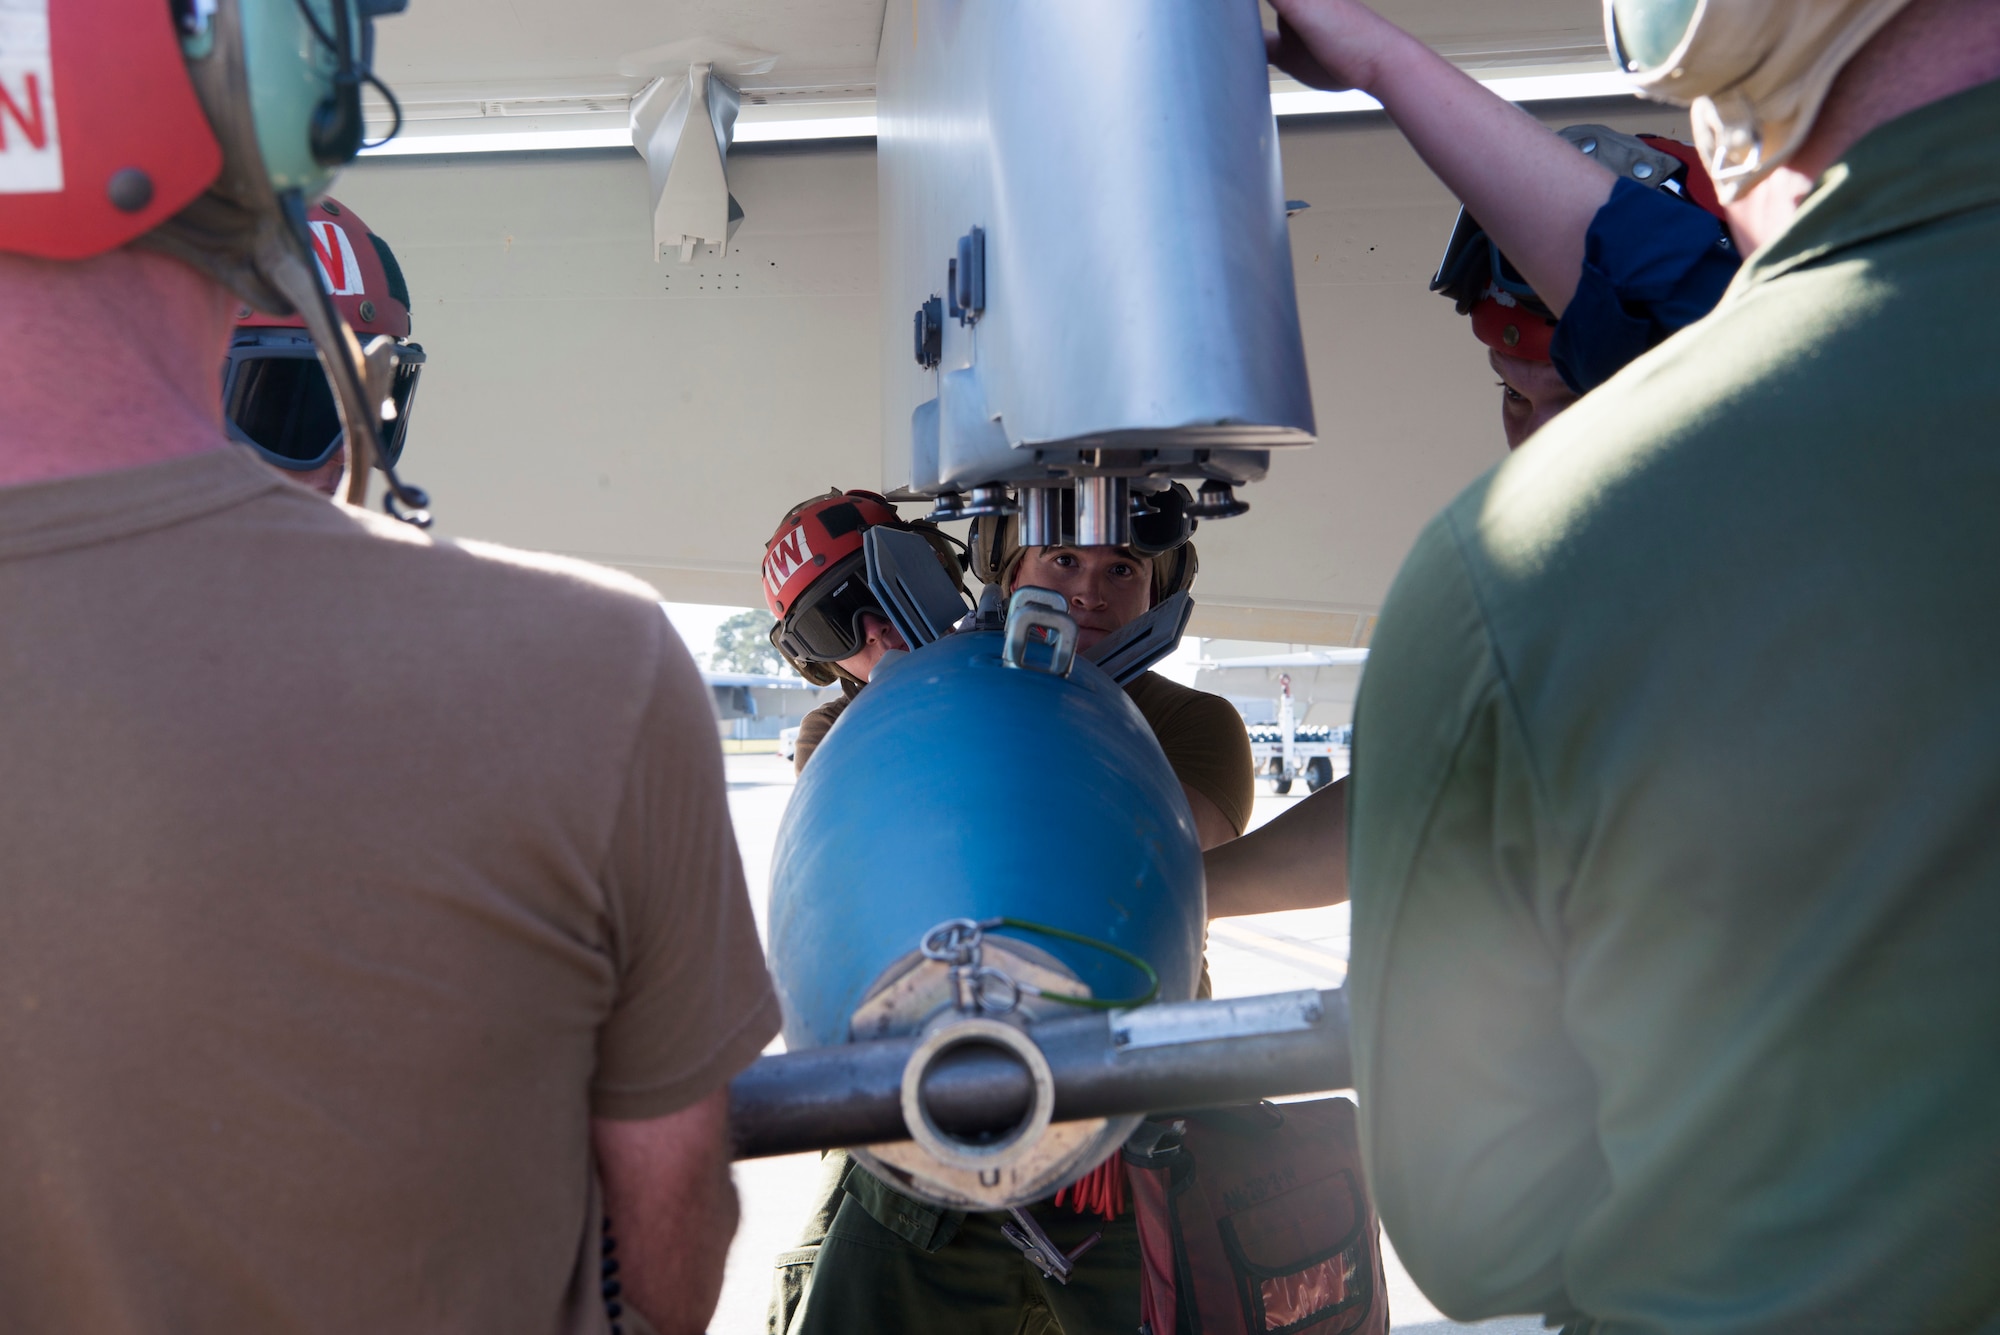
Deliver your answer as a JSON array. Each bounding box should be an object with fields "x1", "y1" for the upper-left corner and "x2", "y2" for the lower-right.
[{"x1": 980, "y1": 916, "x2": 1160, "y2": 1011}]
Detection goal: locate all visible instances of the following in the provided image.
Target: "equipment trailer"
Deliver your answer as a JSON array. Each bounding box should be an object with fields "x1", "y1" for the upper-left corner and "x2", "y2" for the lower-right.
[{"x1": 1247, "y1": 673, "x2": 1350, "y2": 793}]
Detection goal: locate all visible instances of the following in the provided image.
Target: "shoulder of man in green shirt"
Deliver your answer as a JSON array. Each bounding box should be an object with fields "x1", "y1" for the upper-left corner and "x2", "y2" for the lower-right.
[{"x1": 1349, "y1": 79, "x2": 2000, "y2": 1332}]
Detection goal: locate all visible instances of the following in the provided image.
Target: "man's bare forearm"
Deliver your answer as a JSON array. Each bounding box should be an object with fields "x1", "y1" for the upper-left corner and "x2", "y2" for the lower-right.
[
  {"x1": 1363, "y1": 28, "x2": 1613, "y2": 314},
  {"x1": 593, "y1": 1088, "x2": 738, "y2": 1335},
  {"x1": 1204, "y1": 775, "x2": 1351, "y2": 917}
]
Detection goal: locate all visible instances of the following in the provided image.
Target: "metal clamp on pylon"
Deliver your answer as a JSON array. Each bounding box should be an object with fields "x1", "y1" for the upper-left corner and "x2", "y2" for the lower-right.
[{"x1": 729, "y1": 987, "x2": 1351, "y2": 1167}]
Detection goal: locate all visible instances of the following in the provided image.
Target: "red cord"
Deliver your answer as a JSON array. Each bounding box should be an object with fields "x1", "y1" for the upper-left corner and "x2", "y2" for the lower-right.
[{"x1": 1054, "y1": 1157, "x2": 1127, "y2": 1220}]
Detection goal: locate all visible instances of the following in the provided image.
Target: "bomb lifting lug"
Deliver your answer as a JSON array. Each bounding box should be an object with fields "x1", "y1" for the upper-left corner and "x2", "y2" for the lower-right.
[
  {"x1": 921, "y1": 918, "x2": 1022, "y2": 1016},
  {"x1": 1002, "y1": 587, "x2": 1078, "y2": 677}
]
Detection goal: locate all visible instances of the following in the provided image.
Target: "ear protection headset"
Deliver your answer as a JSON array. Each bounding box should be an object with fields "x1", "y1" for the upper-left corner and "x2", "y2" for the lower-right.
[
  {"x1": 967, "y1": 483, "x2": 1200, "y2": 605},
  {"x1": 1604, "y1": 0, "x2": 1917, "y2": 198},
  {"x1": 299, "y1": 0, "x2": 408, "y2": 167},
  {"x1": 0, "y1": 0, "x2": 424, "y2": 521}
]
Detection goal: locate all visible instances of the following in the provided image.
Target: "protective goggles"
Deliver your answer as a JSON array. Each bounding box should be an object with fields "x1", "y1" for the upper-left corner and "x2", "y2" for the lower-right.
[
  {"x1": 1606, "y1": 0, "x2": 1699, "y2": 73},
  {"x1": 1430, "y1": 211, "x2": 1552, "y2": 319},
  {"x1": 222, "y1": 328, "x2": 424, "y2": 472},
  {"x1": 771, "y1": 551, "x2": 885, "y2": 664}
]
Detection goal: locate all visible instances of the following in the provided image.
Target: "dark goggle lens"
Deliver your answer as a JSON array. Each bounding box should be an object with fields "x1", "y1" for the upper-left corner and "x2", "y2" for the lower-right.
[
  {"x1": 1429, "y1": 215, "x2": 1551, "y2": 318},
  {"x1": 1430, "y1": 207, "x2": 1486, "y2": 299},
  {"x1": 779, "y1": 567, "x2": 882, "y2": 663},
  {"x1": 224, "y1": 340, "x2": 424, "y2": 472},
  {"x1": 1611, "y1": 0, "x2": 1698, "y2": 72},
  {"x1": 226, "y1": 354, "x2": 343, "y2": 469}
]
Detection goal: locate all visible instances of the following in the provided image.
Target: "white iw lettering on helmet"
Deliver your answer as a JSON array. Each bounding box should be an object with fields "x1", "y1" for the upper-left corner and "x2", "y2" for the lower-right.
[
  {"x1": 307, "y1": 219, "x2": 366, "y2": 297},
  {"x1": 0, "y1": 0, "x2": 64, "y2": 195},
  {"x1": 764, "y1": 525, "x2": 815, "y2": 599}
]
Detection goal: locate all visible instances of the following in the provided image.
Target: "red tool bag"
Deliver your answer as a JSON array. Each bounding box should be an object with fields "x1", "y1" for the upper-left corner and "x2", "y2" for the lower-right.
[{"x1": 1123, "y1": 1099, "x2": 1389, "y2": 1335}]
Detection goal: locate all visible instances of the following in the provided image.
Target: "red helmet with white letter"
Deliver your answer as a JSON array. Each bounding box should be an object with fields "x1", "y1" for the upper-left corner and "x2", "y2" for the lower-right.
[
  {"x1": 0, "y1": 0, "x2": 427, "y2": 520},
  {"x1": 763, "y1": 490, "x2": 907, "y2": 622},
  {"x1": 225, "y1": 195, "x2": 424, "y2": 472},
  {"x1": 762, "y1": 489, "x2": 966, "y2": 684},
  {"x1": 0, "y1": 0, "x2": 221, "y2": 256}
]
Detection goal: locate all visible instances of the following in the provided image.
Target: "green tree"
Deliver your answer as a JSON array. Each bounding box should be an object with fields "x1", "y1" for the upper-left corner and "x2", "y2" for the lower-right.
[{"x1": 711, "y1": 608, "x2": 783, "y2": 675}]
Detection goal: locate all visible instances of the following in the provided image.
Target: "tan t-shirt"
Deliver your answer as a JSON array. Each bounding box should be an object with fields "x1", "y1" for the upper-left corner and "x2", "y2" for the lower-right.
[
  {"x1": 1123, "y1": 670, "x2": 1256, "y2": 837},
  {"x1": 792, "y1": 680, "x2": 861, "y2": 774},
  {"x1": 797, "y1": 668, "x2": 1253, "y2": 837},
  {"x1": 0, "y1": 448, "x2": 779, "y2": 1334}
]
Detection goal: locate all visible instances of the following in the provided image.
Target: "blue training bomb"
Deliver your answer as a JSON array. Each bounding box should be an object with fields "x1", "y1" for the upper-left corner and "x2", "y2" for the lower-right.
[
  {"x1": 767, "y1": 624, "x2": 1206, "y2": 1209},
  {"x1": 770, "y1": 630, "x2": 1205, "y2": 1045}
]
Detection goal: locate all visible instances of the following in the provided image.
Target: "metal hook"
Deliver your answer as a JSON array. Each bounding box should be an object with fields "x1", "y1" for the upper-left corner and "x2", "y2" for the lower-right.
[
  {"x1": 969, "y1": 966, "x2": 1021, "y2": 1015},
  {"x1": 922, "y1": 918, "x2": 985, "y2": 964},
  {"x1": 1002, "y1": 587, "x2": 1078, "y2": 677}
]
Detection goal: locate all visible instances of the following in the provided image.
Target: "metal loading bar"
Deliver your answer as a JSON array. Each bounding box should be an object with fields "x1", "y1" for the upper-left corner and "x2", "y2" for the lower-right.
[{"x1": 730, "y1": 988, "x2": 1353, "y2": 1160}]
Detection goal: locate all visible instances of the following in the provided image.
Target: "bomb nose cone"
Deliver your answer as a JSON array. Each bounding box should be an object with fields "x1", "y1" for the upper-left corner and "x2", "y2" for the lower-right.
[
  {"x1": 767, "y1": 629, "x2": 1206, "y2": 1210},
  {"x1": 769, "y1": 631, "x2": 1205, "y2": 1054}
]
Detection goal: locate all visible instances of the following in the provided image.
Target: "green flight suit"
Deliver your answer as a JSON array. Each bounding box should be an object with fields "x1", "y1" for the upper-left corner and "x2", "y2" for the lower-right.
[
  {"x1": 798, "y1": 1184, "x2": 1142, "y2": 1335},
  {"x1": 1348, "y1": 79, "x2": 2000, "y2": 1333}
]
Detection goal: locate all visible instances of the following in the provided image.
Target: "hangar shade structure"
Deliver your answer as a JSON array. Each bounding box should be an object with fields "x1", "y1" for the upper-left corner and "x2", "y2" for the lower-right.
[{"x1": 337, "y1": 0, "x2": 1691, "y2": 645}]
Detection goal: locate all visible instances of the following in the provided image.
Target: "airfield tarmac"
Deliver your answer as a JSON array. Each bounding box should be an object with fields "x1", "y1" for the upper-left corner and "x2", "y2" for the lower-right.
[{"x1": 715, "y1": 752, "x2": 1543, "y2": 1335}]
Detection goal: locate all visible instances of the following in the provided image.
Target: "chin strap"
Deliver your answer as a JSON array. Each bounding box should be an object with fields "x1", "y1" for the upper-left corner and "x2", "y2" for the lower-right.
[{"x1": 268, "y1": 191, "x2": 432, "y2": 527}]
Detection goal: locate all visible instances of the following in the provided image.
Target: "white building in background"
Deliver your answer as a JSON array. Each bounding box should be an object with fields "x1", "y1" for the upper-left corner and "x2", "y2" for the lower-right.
[{"x1": 703, "y1": 671, "x2": 838, "y2": 742}]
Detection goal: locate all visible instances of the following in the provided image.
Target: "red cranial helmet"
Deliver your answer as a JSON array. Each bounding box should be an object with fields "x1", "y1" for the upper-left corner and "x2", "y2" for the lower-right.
[
  {"x1": 223, "y1": 195, "x2": 425, "y2": 473},
  {"x1": 1431, "y1": 125, "x2": 1728, "y2": 364},
  {"x1": 238, "y1": 195, "x2": 411, "y2": 340},
  {"x1": 1636, "y1": 133, "x2": 1726, "y2": 218},
  {"x1": 0, "y1": 0, "x2": 222, "y2": 259},
  {"x1": 762, "y1": 489, "x2": 906, "y2": 622},
  {"x1": 762, "y1": 489, "x2": 968, "y2": 683}
]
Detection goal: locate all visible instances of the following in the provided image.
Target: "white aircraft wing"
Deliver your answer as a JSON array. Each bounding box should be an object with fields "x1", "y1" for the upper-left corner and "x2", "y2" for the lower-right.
[{"x1": 1205, "y1": 649, "x2": 1370, "y2": 670}]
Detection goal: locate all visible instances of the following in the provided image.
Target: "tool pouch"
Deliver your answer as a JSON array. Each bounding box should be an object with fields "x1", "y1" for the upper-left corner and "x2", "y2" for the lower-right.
[{"x1": 1123, "y1": 1099, "x2": 1388, "y2": 1335}]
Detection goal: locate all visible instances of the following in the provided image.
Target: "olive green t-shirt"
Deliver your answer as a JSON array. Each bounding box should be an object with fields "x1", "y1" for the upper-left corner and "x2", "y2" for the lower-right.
[
  {"x1": 1349, "y1": 81, "x2": 2000, "y2": 1333},
  {"x1": 0, "y1": 448, "x2": 780, "y2": 1333},
  {"x1": 798, "y1": 669, "x2": 1254, "y2": 837}
]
